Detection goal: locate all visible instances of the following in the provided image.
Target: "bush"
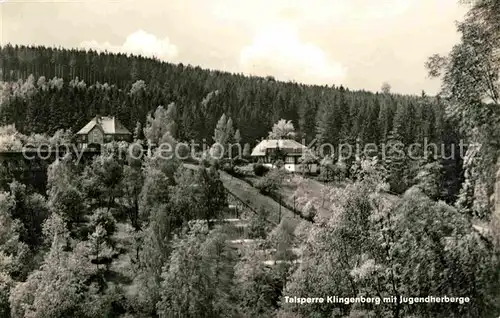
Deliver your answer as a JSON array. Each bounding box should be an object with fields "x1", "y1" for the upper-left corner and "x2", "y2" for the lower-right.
[
  {"x1": 302, "y1": 201, "x2": 318, "y2": 222},
  {"x1": 245, "y1": 208, "x2": 270, "y2": 239},
  {"x1": 201, "y1": 158, "x2": 211, "y2": 168},
  {"x1": 209, "y1": 158, "x2": 220, "y2": 169},
  {"x1": 253, "y1": 163, "x2": 269, "y2": 176},
  {"x1": 317, "y1": 167, "x2": 332, "y2": 182},
  {"x1": 221, "y1": 162, "x2": 235, "y2": 174},
  {"x1": 176, "y1": 143, "x2": 191, "y2": 159},
  {"x1": 233, "y1": 158, "x2": 249, "y2": 166},
  {"x1": 233, "y1": 165, "x2": 254, "y2": 177},
  {"x1": 255, "y1": 168, "x2": 286, "y2": 195},
  {"x1": 275, "y1": 160, "x2": 284, "y2": 169}
]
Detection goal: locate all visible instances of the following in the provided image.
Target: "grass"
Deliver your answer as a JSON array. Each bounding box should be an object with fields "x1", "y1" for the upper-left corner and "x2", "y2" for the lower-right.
[
  {"x1": 184, "y1": 163, "x2": 308, "y2": 237},
  {"x1": 219, "y1": 169, "x2": 301, "y2": 228},
  {"x1": 234, "y1": 168, "x2": 348, "y2": 219},
  {"x1": 279, "y1": 175, "x2": 348, "y2": 218}
]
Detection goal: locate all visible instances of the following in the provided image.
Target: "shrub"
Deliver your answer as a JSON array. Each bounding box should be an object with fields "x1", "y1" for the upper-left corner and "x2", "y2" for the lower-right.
[
  {"x1": 275, "y1": 160, "x2": 284, "y2": 169},
  {"x1": 221, "y1": 162, "x2": 235, "y2": 174},
  {"x1": 302, "y1": 201, "x2": 318, "y2": 222},
  {"x1": 255, "y1": 168, "x2": 286, "y2": 195},
  {"x1": 209, "y1": 158, "x2": 221, "y2": 170},
  {"x1": 233, "y1": 158, "x2": 249, "y2": 166},
  {"x1": 176, "y1": 143, "x2": 191, "y2": 159},
  {"x1": 318, "y1": 160, "x2": 349, "y2": 182},
  {"x1": 234, "y1": 165, "x2": 254, "y2": 177},
  {"x1": 253, "y1": 163, "x2": 269, "y2": 176},
  {"x1": 209, "y1": 158, "x2": 220, "y2": 169},
  {"x1": 245, "y1": 208, "x2": 270, "y2": 239},
  {"x1": 201, "y1": 158, "x2": 211, "y2": 168},
  {"x1": 317, "y1": 167, "x2": 332, "y2": 182}
]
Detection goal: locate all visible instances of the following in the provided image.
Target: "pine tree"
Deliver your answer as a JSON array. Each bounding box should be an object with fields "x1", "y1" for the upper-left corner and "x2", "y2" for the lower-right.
[
  {"x1": 378, "y1": 101, "x2": 391, "y2": 144},
  {"x1": 234, "y1": 129, "x2": 241, "y2": 145},
  {"x1": 413, "y1": 146, "x2": 443, "y2": 200},
  {"x1": 213, "y1": 113, "x2": 228, "y2": 145},
  {"x1": 315, "y1": 97, "x2": 338, "y2": 151},
  {"x1": 211, "y1": 114, "x2": 228, "y2": 159},
  {"x1": 165, "y1": 103, "x2": 178, "y2": 138},
  {"x1": 384, "y1": 129, "x2": 409, "y2": 194},
  {"x1": 242, "y1": 143, "x2": 251, "y2": 158},
  {"x1": 298, "y1": 97, "x2": 317, "y2": 143},
  {"x1": 226, "y1": 117, "x2": 234, "y2": 143},
  {"x1": 364, "y1": 97, "x2": 381, "y2": 145},
  {"x1": 133, "y1": 121, "x2": 142, "y2": 141}
]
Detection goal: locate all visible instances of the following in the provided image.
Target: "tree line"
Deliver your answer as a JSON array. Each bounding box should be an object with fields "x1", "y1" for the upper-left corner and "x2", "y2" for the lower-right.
[
  {"x1": 0, "y1": 44, "x2": 450, "y2": 148},
  {"x1": 0, "y1": 45, "x2": 466, "y2": 201}
]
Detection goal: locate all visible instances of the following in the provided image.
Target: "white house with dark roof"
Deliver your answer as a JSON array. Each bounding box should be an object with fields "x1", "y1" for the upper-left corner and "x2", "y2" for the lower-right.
[
  {"x1": 251, "y1": 139, "x2": 318, "y2": 173},
  {"x1": 76, "y1": 115, "x2": 132, "y2": 148}
]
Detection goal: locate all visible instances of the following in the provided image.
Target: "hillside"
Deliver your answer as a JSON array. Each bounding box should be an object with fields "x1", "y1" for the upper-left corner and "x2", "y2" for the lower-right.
[
  {"x1": 0, "y1": 45, "x2": 466, "y2": 200},
  {"x1": 0, "y1": 45, "x2": 448, "y2": 143}
]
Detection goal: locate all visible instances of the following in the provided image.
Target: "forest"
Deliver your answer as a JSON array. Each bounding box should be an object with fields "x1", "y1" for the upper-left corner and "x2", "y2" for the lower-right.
[
  {"x1": 0, "y1": 47, "x2": 464, "y2": 200},
  {"x1": 0, "y1": 0, "x2": 500, "y2": 317}
]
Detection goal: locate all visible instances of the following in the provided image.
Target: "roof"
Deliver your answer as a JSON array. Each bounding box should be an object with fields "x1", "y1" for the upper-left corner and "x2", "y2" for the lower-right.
[
  {"x1": 76, "y1": 115, "x2": 131, "y2": 135},
  {"x1": 251, "y1": 139, "x2": 308, "y2": 156}
]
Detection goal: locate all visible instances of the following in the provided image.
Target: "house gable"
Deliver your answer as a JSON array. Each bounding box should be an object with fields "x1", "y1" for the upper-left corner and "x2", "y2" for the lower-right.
[
  {"x1": 76, "y1": 115, "x2": 132, "y2": 145},
  {"x1": 76, "y1": 115, "x2": 132, "y2": 136},
  {"x1": 88, "y1": 125, "x2": 104, "y2": 144}
]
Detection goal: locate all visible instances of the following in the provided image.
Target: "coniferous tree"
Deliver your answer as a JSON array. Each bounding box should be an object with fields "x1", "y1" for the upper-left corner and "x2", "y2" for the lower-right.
[
  {"x1": 213, "y1": 113, "x2": 228, "y2": 146},
  {"x1": 233, "y1": 129, "x2": 241, "y2": 145},
  {"x1": 133, "y1": 121, "x2": 142, "y2": 141},
  {"x1": 384, "y1": 129, "x2": 409, "y2": 194},
  {"x1": 242, "y1": 143, "x2": 251, "y2": 158}
]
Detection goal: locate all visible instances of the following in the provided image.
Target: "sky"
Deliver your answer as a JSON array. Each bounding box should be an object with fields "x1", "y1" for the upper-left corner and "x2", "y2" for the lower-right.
[{"x1": 0, "y1": 0, "x2": 469, "y2": 94}]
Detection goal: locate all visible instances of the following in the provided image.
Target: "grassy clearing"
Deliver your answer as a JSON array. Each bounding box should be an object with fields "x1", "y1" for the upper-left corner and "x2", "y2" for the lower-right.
[
  {"x1": 219, "y1": 170, "x2": 301, "y2": 229},
  {"x1": 233, "y1": 167, "x2": 348, "y2": 219},
  {"x1": 184, "y1": 163, "x2": 307, "y2": 235}
]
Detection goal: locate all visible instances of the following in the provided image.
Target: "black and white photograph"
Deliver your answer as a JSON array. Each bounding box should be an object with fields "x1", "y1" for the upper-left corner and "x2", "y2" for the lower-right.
[{"x1": 0, "y1": 0, "x2": 499, "y2": 317}]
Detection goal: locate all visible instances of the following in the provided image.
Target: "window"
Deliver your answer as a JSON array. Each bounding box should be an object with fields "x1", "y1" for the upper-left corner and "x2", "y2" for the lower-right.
[{"x1": 285, "y1": 156, "x2": 295, "y2": 164}]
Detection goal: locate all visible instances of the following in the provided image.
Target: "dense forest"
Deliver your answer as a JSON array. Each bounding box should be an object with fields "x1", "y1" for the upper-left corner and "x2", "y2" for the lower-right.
[
  {"x1": 0, "y1": 45, "x2": 465, "y2": 201},
  {"x1": 0, "y1": 43, "x2": 452, "y2": 146},
  {"x1": 0, "y1": 0, "x2": 500, "y2": 317}
]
